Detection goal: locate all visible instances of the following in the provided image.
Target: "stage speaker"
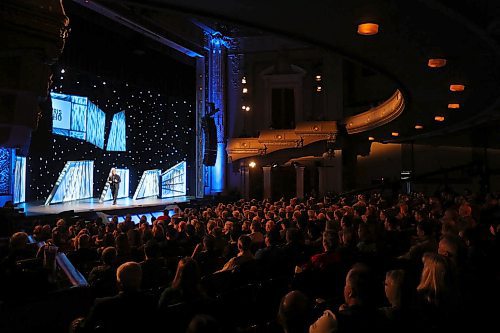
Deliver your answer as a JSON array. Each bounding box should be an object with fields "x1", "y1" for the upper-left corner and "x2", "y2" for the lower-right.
[{"x1": 203, "y1": 116, "x2": 217, "y2": 166}]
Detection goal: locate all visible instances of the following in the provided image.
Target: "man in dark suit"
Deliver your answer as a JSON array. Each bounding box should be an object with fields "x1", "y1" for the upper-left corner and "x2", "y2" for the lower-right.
[{"x1": 108, "y1": 168, "x2": 121, "y2": 205}]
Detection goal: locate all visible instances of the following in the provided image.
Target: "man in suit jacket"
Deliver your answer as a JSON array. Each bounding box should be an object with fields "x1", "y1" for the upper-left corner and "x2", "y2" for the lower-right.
[{"x1": 108, "y1": 168, "x2": 121, "y2": 205}]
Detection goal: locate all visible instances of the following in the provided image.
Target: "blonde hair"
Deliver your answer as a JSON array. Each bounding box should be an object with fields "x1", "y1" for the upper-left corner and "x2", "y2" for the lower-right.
[{"x1": 417, "y1": 253, "x2": 453, "y2": 306}]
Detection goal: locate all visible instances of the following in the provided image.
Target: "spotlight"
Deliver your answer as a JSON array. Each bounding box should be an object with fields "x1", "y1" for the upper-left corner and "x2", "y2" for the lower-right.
[
  {"x1": 243, "y1": 88, "x2": 248, "y2": 93},
  {"x1": 245, "y1": 106, "x2": 251, "y2": 111},
  {"x1": 242, "y1": 77, "x2": 247, "y2": 84},
  {"x1": 249, "y1": 161, "x2": 256, "y2": 168},
  {"x1": 60, "y1": 69, "x2": 65, "y2": 74},
  {"x1": 242, "y1": 105, "x2": 246, "y2": 110},
  {"x1": 316, "y1": 86, "x2": 322, "y2": 92},
  {"x1": 427, "y1": 58, "x2": 447, "y2": 68},
  {"x1": 315, "y1": 75, "x2": 322, "y2": 81},
  {"x1": 391, "y1": 132, "x2": 399, "y2": 137}
]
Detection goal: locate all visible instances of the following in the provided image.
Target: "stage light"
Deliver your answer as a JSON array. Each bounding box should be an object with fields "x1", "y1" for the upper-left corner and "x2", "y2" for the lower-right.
[
  {"x1": 242, "y1": 105, "x2": 246, "y2": 110},
  {"x1": 60, "y1": 69, "x2": 65, "y2": 73},
  {"x1": 435, "y1": 116, "x2": 445, "y2": 122},
  {"x1": 243, "y1": 88, "x2": 248, "y2": 94},
  {"x1": 316, "y1": 86, "x2": 322, "y2": 92},
  {"x1": 391, "y1": 132, "x2": 399, "y2": 137},
  {"x1": 103, "y1": 81, "x2": 106, "y2": 85},
  {"x1": 249, "y1": 161, "x2": 256, "y2": 168},
  {"x1": 242, "y1": 77, "x2": 247, "y2": 84},
  {"x1": 245, "y1": 106, "x2": 251, "y2": 111},
  {"x1": 315, "y1": 75, "x2": 322, "y2": 81},
  {"x1": 415, "y1": 124, "x2": 424, "y2": 129},
  {"x1": 450, "y1": 84, "x2": 465, "y2": 92},
  {"x1": 357, "y1": 23, "x2": 379, "y2": 35},
  {"x1": 368, "y1": 136, "x2": 375, "y2": 141},
  {"x1": 448, "y1": 103, "x2": 460, "y2": 109},
  {"x1": 428, "y1": 58, "x2": 447, "y2": 68}
]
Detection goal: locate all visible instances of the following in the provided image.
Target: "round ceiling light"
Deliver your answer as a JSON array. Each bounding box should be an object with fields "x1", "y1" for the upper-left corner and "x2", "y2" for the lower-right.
[
  {"x1": 428, "y1": 58, "x2": 447, "y2": 68},
  {"x1": 357, "y1": 23, "x2": 379, "y2": 36}
]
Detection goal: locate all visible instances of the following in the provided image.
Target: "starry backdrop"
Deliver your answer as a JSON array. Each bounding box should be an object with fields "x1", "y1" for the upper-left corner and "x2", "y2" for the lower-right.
[{"x1": 27, "y1": 68, "x2": 196, "y2": 201}]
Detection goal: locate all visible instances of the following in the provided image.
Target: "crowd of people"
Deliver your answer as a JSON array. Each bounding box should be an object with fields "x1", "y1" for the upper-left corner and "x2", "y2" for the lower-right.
[{"x1": 1, "y1": 190, "x2": 500, "y2": 332}]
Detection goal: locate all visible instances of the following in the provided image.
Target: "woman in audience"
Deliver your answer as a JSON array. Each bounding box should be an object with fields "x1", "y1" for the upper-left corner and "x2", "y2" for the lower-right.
[
  {"x1": 219, "y1": 235, "x2": 254, "y2": 272},
  {"x1": 158, "y1": 257, "x2": 205, "y2": 308}
]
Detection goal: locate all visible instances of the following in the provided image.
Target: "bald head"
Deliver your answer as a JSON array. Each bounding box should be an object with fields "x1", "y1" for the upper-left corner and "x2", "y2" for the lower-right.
[
  {"x1": 117, "y1": 262, "x2": 142, "y2": 292},
  {"x1": 278, "y1": 291, "x2": 309, "y2": 333}
]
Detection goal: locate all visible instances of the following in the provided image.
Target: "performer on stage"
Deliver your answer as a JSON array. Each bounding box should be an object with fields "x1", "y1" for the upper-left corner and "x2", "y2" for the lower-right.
[{"x1": 108, "y1": 168, "x2": 121, "y2": 205}]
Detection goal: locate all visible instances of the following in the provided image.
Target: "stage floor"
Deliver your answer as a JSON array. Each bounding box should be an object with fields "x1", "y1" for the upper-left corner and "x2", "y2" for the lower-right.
[{"x1": 18, "y1": 196, "x2": 193, "y2": 216}]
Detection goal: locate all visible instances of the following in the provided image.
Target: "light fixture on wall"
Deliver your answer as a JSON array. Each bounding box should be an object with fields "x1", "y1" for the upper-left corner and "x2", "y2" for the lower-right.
[
  {"x1": 242, "y1": 87, "x2": 248, "y2": 94},
  {"x1": 434, "y1": 116, "x2": 445, "y2": 122},
  {"x1": 315, "y1": 75, "x2": 322, "y2": 81},
  {"x1": 449, "y1": 84, "x2": 465, "y2": 92},
  {"x1": 241, "y1": 76, "x2": 247, "y2": 84},
  {"x1": 357, "y1": 23, "x2": 379, "y2": 35},
  {"x1": 415, "y1": 124, "x2": 424, "y2": 129},
  {"x1": 448, "y1": 103, "x2": 460, "y2": 109},
  {"x1": 316, "y1": 86, "x2": 322, "y2": 92},
  {"x1": 249, "y1": 161, "x2": 256, "y2": 168},
  {"x1": 427, "y1": 58, "x2": 447, "y2": 68}
]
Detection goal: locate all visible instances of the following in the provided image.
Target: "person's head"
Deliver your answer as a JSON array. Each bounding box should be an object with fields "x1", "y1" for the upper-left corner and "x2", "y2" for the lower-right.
[
  {"x1": 417, "y1": 253, "x2": 454, "y2": 306},
  {"x1": 101, "y1": 246, "x2": 117, "y2": 266},
  {"x1": 416, "y1": 220, "x2": 433, "y2": 238},
  {"x1": 186, "y1": 314, "x2": 220, "y2": 333},
  {"x1": 10, "y1": 232, "x2": 29, "y2": 251},
  {"x1": 116, "y1": 261, "x2": 142, "y2": 292},
  {"x1": 111, "y1": 168, "x2": 116, "y2": 175},
  {"x1": 438, "y1": 234, "x2": 464, "y2": 267},
  {"x1": 458, "y1": 203, "x2": 472, "y2": 217},
  {"x1": 115, "y1": 233, "x2": 130, "y2": 253},
  {"x1": 144, "y1": 240, "x2": 160, "y2": 260},
  {"x1": 237, "y1": 235, "x2": 252, "y2": 253},
  {"x1": 265, "y1": 231, "x2": 280, "y2": 247},
  {"x1": 76, "y1": 233, "x2": 91, "y2": 250},
  {"x1": 343, "y1": 264, "x2": 376, "y2": 306},
  {"x1": 322, "y1": 231, "x2": 337, "y2": 252},
  {"x1": 278, "y1": 291, "x2": 310, "y2": 333},
  {"x1": 384, "y1": 269, "x2": 406, "y2": 308},
  {"x1": 172, "y1": 257, "x2": 200, "y2": 290},
  {"x1": 203, "y1": 235, "x2": 215, "y2": 251},
  {"x1": 265, "y1": 220, "x2": 276, "y2": 233}
]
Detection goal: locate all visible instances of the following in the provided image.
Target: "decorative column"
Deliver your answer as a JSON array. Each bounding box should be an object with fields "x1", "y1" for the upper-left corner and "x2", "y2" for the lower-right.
[
  {"x1": 205, "y1": 32, "x2": 228, "y2": 195},
  {"x1": 295, "y1": 165, "x2": 305, "y2": 199},
  {"x1": 241, "y1": 165, "x2": 250, "y2": 200},
  {"x1": 262, "y1": 166, "x2": 272, "y2": 199}
]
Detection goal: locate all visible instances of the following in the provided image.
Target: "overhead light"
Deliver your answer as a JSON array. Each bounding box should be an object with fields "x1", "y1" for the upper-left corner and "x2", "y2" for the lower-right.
[
  {"x1": 357, "y1": 23, "x2": 379, "y2": 36},
  {"x1": 242, "y1": 77, "x2": 247, "y2": 84},
  {"x1": 427, "y1": 58, "x2": 447, "y2": 68},
  {"x1": 241, "y1": 105, "x2": 246, "y2": 110},
  {"x1": 448, "y1": 103, "x2": 460, "y2": 109},
  {"x1": 415, "y1": 124, "x2": 424, "y2": 129},
  {"x1": 391, "y1": 132, "x2": 399, "y2": 137},
  {"x1": 245, "y1": 106, "x2": 251, "y2": 111},
  {"x1": 449, "y1": 84, "x2": 465, "y2": 92},
  {"x1": 249, "y1": 161, "x2": 256, "y2": 168},
  {"x1": 368, "y1": 136, "x2": 375, "y2": 141},
  {"x1": 242, "y1": 88, "x2": 248, "y2": 93},
  {"x1": 272, "y1": 162, "x2": 279, "y2": 168},
  {"x1": 435, "y1": 116, "x2": 445, "y2": 122},
  {"x1": 60, "y1": 69, "x2": 65, "y2": 74},
  {"x1": 316, "y1": 86, "x2": 322, "y2": 92},
  {"x1": 315, "y1": 75, "x2": 322, "y2": 81}
]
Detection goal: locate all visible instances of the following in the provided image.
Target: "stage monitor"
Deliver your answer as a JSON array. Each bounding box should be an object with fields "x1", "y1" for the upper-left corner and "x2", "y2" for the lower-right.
[
  {"x1": 161, "y1": 161, "x2": 187, "y2": 198},
  {"x1": 106, "y1": 111, "x2": 126, "y2": 151},
  {"x1": 50, "y1": 92, "x2": 106, "y2": 149}
]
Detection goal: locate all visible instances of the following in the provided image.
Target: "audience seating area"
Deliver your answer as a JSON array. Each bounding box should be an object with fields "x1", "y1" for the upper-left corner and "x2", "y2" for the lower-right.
[{"x1": 1, "y1": 191, "x2": 500, "y2": 333}]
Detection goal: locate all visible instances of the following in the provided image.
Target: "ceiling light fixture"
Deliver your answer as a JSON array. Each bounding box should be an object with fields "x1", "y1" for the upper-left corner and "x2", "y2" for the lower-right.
[
  {"x1": 448, "y1": 103, "x2": 460, "y2": 109},
  {"x1": 415, "y1": 124, "x2": 424, "y2": 129},
  {"x1": 449, "y1": 84, "x2": 465, "y2": 92},
  {"x1": 368, "y1": 136, "x2": 375, "y2": 141},
  {"x1": 249, "y1": 161, "x2": 256, "y2": 168},
  {"x1": 357, "y1": 23, "x2": 379, "y2": 35},
  {"x1": 435, "y1": 116, "x2": 445, "y2": 122},
  {"x1": 428, "y1": 58, "x2": 447, "y2": 68},
  {"x1": 391, "y1": 132, "x2": 399, "y2": 137}
]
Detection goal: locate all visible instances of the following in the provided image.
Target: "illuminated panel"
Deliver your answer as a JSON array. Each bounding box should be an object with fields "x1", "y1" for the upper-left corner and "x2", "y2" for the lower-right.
[
  {"x1": 133, "y1": 169, "x2": 161, "y2": 200},
  {"x1": 0, "y1": 148, "x2": 11, "y2": 195},
  {"x1": 106, "y1": 111, "x2": 126, "y2": 151},
  {"x1": 99, "y1": 168, "x2": 129, "y2": 202},
  {"x1": 14, "y1": 156, "x2": 26, "y2": 204},
  {"x1": 86, "y1": 101, "x2": 106, "y2": 149},
  {"x1": 51, "y1": 92, "x2": 87, "y2": 139},
  {"x1": 161, "y1": 161, "x2": 186, "y2": 198},
  {"x1": 45, "y1": 160, "x2": 94, "y2": 205}
]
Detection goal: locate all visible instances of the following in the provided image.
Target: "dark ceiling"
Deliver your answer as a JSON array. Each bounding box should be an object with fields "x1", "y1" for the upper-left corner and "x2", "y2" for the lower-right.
[{"x1": 94, "y1": 0, "x2": 500, "y2": 147}]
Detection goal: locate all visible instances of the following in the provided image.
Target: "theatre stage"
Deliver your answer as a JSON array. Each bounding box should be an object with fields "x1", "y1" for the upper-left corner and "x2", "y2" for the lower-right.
[{"x1": 18, "y1": 196, "x2": 194, "y2": 217}]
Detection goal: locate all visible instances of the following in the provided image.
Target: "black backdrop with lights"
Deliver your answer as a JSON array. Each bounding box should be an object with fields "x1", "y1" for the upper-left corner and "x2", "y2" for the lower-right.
[
  {"x1": 27, "y1": 69, "x2": 196, "y2": 202},
  {"x1": 26, "y1": 6, "x2": 196, "y2": 202}
]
